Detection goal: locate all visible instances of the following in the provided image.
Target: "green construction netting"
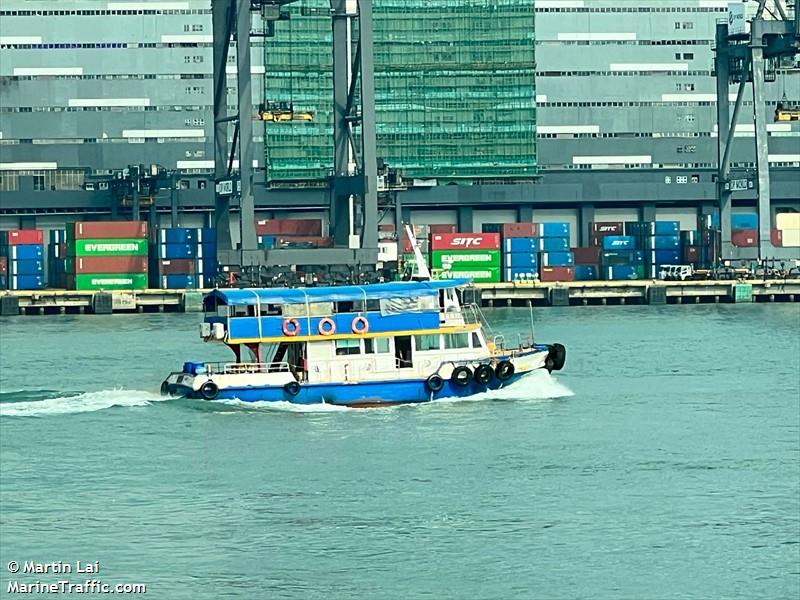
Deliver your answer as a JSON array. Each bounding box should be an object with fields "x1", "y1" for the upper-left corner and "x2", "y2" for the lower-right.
[{"x1": 263, "y1": 0, "x2": 536, "y2": 183}]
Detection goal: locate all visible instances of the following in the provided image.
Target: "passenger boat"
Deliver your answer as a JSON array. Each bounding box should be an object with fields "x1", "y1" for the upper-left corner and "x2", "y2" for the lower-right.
[{"x1": 160, "y1": 279, "x2": 566, "y2": 407}]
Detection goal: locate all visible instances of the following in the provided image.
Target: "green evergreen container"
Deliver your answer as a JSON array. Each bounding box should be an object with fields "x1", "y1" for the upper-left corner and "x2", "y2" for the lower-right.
[
  {"x1": 67, "y1": 239, "x2": 149, "y2": 257},
  {"x1": 432, "y1": 266, "x2": 500, "y2": 284},
  {"x1": 430, "y1": 250, "x2": 501, "y2": 269},
  {"x1": 69, "y1": 273, "x2": 148, "y2": 291}
]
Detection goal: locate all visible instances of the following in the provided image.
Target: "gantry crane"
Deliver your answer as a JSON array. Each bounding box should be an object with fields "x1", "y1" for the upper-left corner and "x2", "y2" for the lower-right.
[
  {"x1": 211, "y1": 0, "x2": 379, "y2": 277},
  {"x1": 714, "y1": 0, "x2": 799, "y2": 261}
]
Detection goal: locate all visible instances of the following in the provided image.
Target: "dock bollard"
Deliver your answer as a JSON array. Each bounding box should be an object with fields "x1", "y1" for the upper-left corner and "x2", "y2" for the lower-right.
[
  {"x1": 0, "y1": 295, "x2": 20, "y2": 316},
  {"x1": 549, "y1": 287, "x2": 570, "y2": 307},
  {"x1": 90, "y1": 292, "x2": 113, "y2": 315},
  {"x1": 646, "y1": 285, "x2": 667, "y2": 305}
]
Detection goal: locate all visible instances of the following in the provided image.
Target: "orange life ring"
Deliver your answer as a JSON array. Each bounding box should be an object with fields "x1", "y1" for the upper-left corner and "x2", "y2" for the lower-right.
[
  {"x1": 318, "y1": 318, "x2": 336, "y2": 336},
  {"x1": 351, "y1": 315, "x2": 369, "y2": 334},
  {"x1": 282, "y1": 318, "x2": 300, "y2": 336}
]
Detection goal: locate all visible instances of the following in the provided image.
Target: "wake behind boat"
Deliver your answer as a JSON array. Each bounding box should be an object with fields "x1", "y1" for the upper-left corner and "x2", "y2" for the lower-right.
[{"x1": 161, "y1": 279, "x2": 566, "y2": 407}]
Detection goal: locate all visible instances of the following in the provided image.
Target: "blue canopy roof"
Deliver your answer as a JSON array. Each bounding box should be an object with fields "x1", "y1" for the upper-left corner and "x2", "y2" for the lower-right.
[{"x1": 205, "y1": 279, "x2": 470, "y2": 306}]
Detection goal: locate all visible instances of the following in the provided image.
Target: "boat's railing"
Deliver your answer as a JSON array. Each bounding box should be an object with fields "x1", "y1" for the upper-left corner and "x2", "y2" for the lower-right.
[
  {"x1": 203, "y1": 361, "x2": 291, "y2": 375},
  {"x1": 491, "y1": 333, "x2": 534, "y2": 356},
  {"x1": 440, "y1": 303, "x2": 482, "y2": 327}
]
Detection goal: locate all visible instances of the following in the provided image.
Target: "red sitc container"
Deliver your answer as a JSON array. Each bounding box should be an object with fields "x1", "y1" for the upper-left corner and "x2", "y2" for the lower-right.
[
  {"x1": 0, "y1": 256, "x2": 7, "y2": 274},
  {"x1": 429, "y1": 233, "x2": 500, "y2": 251},
  {"x1": 71, "y1": 256, "x2": 149, "y2": 274},
  {"x1": 428, "y1": 224, "x2": 458, "y2": 234},
  {"x1": 539, "y1": 266, "x2": 575, "y2": 282},
  {"x1": 572, "y1": 247, "x2": 602, "y2": 265},
  {"x1": 770, "y1": 229, "x2": 783, "y2": 247},
  {"x1": 70, "y1": 221, "x2": 147, "y2": 240},
  {"x1": 731, "y1": 229, "x2": 758, "y2": 247},
  {"x1": 159, "y1": 259, "x2": 197, "y2": 275},
  {"x1": 275, "y1": 236, "x2": 333, "y2": 248},
  {"x1": 501, "y1": 223, "x2": 538, "y2": 238},
  {"x1": 589, "y1": 222, "x2": 624, "y2": 235},
  {"x1": 255, "y1": 219, "x2": 323, "y2": 236},
  {"x1": 1, "y1": 229, "x2": 44, "y2": 245}
]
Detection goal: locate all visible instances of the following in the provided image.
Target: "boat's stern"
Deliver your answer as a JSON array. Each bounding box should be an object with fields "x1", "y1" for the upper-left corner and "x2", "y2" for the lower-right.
[
  {"x1": 505, "y1": 343, "x2": 567, "y2": 376},
  {"x1": 160, "y1": 362, "x2": 208, "y2": 398}
]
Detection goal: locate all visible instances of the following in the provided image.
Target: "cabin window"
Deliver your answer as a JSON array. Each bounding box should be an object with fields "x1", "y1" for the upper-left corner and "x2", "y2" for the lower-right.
[
  {"x1": 232, "y1": 306, "x2": 249, "y2": 317},
  {"x1": 471, "y1": 332, "x2": 483, "y2": 349},
  {"x1": 259, "y1": 303, "x2": 281, "y2": 316},
  {"x1": 415, "y1": 334, "x2": 441, "y2": 352},
  {"x1": 354, "y1": 299, "x2": 381, "y2": 312},
  {"x1": 364, "y1": 337, "x2": 390, "y2": 354},
  {"x1": 335, "y1": 339, "x2": 361, "y2": 356},
  {"x1": 444, "y1": 332, "x2": 469, "y2": 349}
]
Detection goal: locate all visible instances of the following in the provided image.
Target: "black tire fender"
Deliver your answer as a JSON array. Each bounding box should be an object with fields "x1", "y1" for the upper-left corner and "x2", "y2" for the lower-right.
[
  {"x1": 495, "y1": 360, "x2": 515, "y2": 382},
  {"x1": 199, "y1": 380, "x2": 219, "y2": 400},
  {"x1": 284, "y1": 381, "x2": 301, "y2": 397},
  {"x1": 474, "y1": 364, "x2": 494, "y2": 385},
  {"x1": 426, "y1": 374, "x2": 445, "y2": 393},
  {"x1": 160, "y1": 381, "x2": 170, "y2": 396},
  {"x1": 451, "y1": 366, "x2": 473, "y2": 387}
]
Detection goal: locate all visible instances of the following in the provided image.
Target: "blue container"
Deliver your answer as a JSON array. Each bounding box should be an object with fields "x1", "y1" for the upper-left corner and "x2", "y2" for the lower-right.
[
  {"x1": 539, "y1": 251, "x2": 574, "y2": 267},
  {"x1": 601, "y1": 250, "x2": 644, "y2": 265},
  {"x1": 624, "y1": 221, "x2": 651, "y2": 236},
  {"x1": 602, "y1": 236, "x2": 637, "y2": 251},
  {"x1": 652, "y1": 221, "x2": 680, "y2": 235},
  {"x1": 159, "y1": 243, "x2": 197, "y2": 259},
  {"x1": 503, "y1": 237, "x2": 537, "y2": 253},
  {"x1": 604, "y1": 265, "x2": 642, "y2": 281},
  {"x1": 196, "y1": 257, "x2": 219, "y2": 276},
  {"x1": 574, "y1": 265, "x2": 598, "y2": 281},
  {"x1": 9, "y1": 274, "x2": 45, "y2": 290},
  {"x1": 161, "y1": 274, "x2": 198, "y2": 289},
  {"x1": 681, "y1": 231, "x2": 700, "y2": 246},
  {"x1": 645, "y1": 235, "x2": 680, "y2": 250},
  {"x1": 538, "y1": 237, "x2": 570, "y2": 252},
  {"x1": 732, "y1": 213, "x2": 758, "y2": 230},
  {"x1": 539, "y1": 222, "x2": 570, "y2": 238},
  {"x1": 159, "y1": 228, "x2": 198, "y2": 245},
  {"x1": 647, "y1": 250, "x2": 681, "y2": 265},
  {"x1": 504, "y1": 268, "x2": 538, "y2": 282},
  {"x1": 10, "y1": 259, "x2": 44, "y2": 275},
  {"x1": 5, "y1": 244, "x2": 44, "y2": 260},
  {"x1": 196, "y1": 228, "x2": 215, "y2": 244},
  {"x1": 258, "y1": 235, "x2": 277, "y2": 249},
  {"x1": 504, "y1": 252, "x2": 538, "y2": 268}
]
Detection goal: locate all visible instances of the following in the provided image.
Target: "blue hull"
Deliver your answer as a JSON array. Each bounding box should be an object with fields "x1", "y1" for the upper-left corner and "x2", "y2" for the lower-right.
[{"x1": 172, "y1": 372, "x2": 532, "y2": 407}]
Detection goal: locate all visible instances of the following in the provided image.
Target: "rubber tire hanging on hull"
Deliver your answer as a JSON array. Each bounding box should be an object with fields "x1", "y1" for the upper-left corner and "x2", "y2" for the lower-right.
[
  {"x1": 426, "y1": 374, "x2": 445, "y2": 393},
  {"x1": 495, "y1": 361, "x2": 515, "y2": 382},
  {"x1": 284, "y1": 381, "x2": 301, "y2": 397},
  {"x1": 160, "y1": 381, "x2": 170, "y2": 396},
  {"x1": 474, "y1": 364, "x2": 494, "y2": 385},
  {"x1": 199, "y1": 380, "x2": 219, "y2": 400},
  {"x1": 451, "y1": 366, "x2": 473, "y2": 386},
  {"x1": 547, "y1": 343, "x2": 567, "y2": 372}
]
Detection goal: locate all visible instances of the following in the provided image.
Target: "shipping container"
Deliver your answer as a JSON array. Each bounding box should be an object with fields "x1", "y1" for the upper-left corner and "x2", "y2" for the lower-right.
[
  {"x1": 196, "y1": 228, "x2": 216, "y2": 244},
  {"x1": 159, "y1": 228, "x2": 198, "y2": 245},
  {"x1": 430, "y1": 250, "x2": 501, "y2": 269},
  {"x1": 9, "y1": 274, "x2": 45, "y2": 290},
  {"x1": 49, "y1": 229, "x2": 68, "y2": 244},
  {"x1": 623, "y1": 221, "x2": 652, "y2": 236},
  {"x1": 683, "y1": 246, "x2": 700, "y2": 263},
  {"x1": 504, "y1": 267, "x2": 538, "y2": 282},
  {"x1": 68, "y1": 256, "x2": 148, "y2": 274},
  {"x1": 68, "y1": 221, "x2": 147, "y2": 240},
  {"x1": 602, "y1": 236, "x2": 637, "y2": 251},
  {"x1": 699, "y1": 212, "x2": 720, "y2": 230},
  {"x1": 643, "y1": 235, "x2": 681, "y2": 250},
  {"x1": 275, "y1": 236, "x2": 333, "y2": 249},
  {"x1": 428, "y1": 224, "x2": 458, "y2": 234},
  {"x1": 538, "y1": 222, "x2": 570, "y2": 238},
  {"x1": 501, "y1": 223, "x2": 538, "y2": 238},
  {"x1": 776, "y1": 213, "x2": 800, "y2": 230},
  {"x1": 0, "y1": 274, "x2": 6, "y2": 289},
  {"x1": 574, "y1": 265, "x2": 599, "y2": 281},
  {"x1": 504, "y1": 238, "x2": 537, "y2": 253},
  {"x1": 0, "y1": 256, "x2": 6, "y2": 274},
  {"x1": 539, "y1": 251, "x2": 574, "y2": 267},
  {"x1": 503, "y1": 252, "x2": 538, "y2": 269},
  {"x1": 430, "y1": 233, "x2": 500, "y2": 251},
  {"x1": 770, "y1": 229, "x2": 783, "y2": 247},
  {"x1": 680, "y1": 231, "x2": 700, "y2": 246},
  {"x1": 481, "y1": 223, "x2": 503, "y2": 234},
  {"x1": 646, "y1": 250, "x2": 681, "y2": 265},
  {"x1": 588, "y1": 222, "x2": 623, "y2": 235},
  {"x1": 0, "y1": 229, "x2": 44, "y2": 246},
  {"x1": 161, "y1": 274, "x2": 197, "y2": 289},
  {"x1": 539, "y1": 266, "x2": 575, "y2": 282},
  {"x1": 9, "y1": 259, "x2": 44, "y2": 275},
  {"x1": 4, "y1": 244, "x2": 44, "y2": 260},
  {"x1": 68, "y1": 273, "x2": 148, "y2": 291},
  {"x1": 601, "y1": 250, "x2": 644, "y2": 266},
  {"x1": 731, "y1": 230, "x2": 758, "y2": 247},
  {"x1": 158, "y1": 243, "x2": 197, "y2": 260},
  {"x1": 604, "y1": 265, "x2": 644, "y2": 280},
  {"x1": 652, "y1": 221, "x2": 680, "y2": 235},
  {"x1": 69, "y1": 239, "x2": 149, "y2": 257},
  {"x1": 572, "y1": 247, "x2": 602, "y2": 265},
  {"x1": 731, "y1": 213, "x2": 758, "y2": 230},
  {"x1": 432, "y1": 267, "x2": 500, "y2": 284},
  {"x1": 782, "y1": 230, "x2": 800, "y2": 247},
  {"x1": 537, "y1": 237, "x2": 570, "y2": 252},
  {"x1": 255, "y1": 219, "x2": 322, "y2": 236},
  {"x1": 257, "y1": 235, "x2": 277, "y2": 249}
]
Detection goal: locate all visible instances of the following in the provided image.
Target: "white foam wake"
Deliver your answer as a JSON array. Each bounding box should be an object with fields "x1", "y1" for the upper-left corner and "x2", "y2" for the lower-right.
[
  {"x1": 0, "y1": 389, "x2": 172, "y2": 417},
  {"x1": 215, "y1": 398, "x2": 354, "y2": 413},
  {"x1": 435, "y1": 369, "x2": 574, "y2": 404}
]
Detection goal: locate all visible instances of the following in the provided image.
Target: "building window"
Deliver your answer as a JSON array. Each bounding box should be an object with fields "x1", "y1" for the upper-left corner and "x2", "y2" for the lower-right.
[
  {"x1": 33, "y1": 175, "x2": 45, "y2": 190},
  {"x1": 415, "y1": 334, "x2": 440, "y2": 352},
  {"x1": 335, "y1": 339, "x2": 360, "y2": 356}
]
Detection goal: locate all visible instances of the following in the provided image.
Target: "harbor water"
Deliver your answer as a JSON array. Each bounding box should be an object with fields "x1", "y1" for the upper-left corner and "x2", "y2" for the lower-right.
[{"x1": 1, "y1": 305, "x2": 798, "y2": 599}]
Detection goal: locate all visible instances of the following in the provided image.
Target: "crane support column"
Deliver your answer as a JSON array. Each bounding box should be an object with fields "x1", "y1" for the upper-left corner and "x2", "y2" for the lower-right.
[
  {"x1": 236, "y1": 0, "x2": 258, "y2": 256},
  {"x1": 750, "y1": 20, "x2": 773, "y2": 260},
  {"x1": 715, "y1": 23, "x2": 733, "y2": 259},
  {"x1": 212, "y1": 0, "x2": 234, "y2": 257},
  {"x1": 358, "y1": 0, "x2": 378, "y2": 252}
]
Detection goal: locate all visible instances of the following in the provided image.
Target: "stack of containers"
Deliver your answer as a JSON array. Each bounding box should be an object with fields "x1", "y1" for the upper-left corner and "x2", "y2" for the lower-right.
[
  {"x1": 731, "y1": 213, "x2": 758, "y2": 247},
  {"x1": 697, "y1": 213, "x2": 721, "y2": 266},
  {"x1": 600, "y1": 234, "x2": 644, "y2": 280},
  {"x1": 156, "y1": 227, "x2": 217, "y2": 289},
  {"x1": 501, "y1": 223, "x2": 538, "y2": 282},
  {"x1": 776, "y1": 213, "x2": 800, "y2": 247},
  {"x1": 537, "y1": 222, "x2": 574, "y2": 282},
  {"x1": 643, "y1": 221, "x2": 681, "y2": 278},
  {"x1": 0, "y1": 229, "x2": 45, "y2": 290},
  {"x1": 588, "y1": 221, "x2": 624, "y2": 248},
  {"x1": 255, "y1": 218, "x2": 330, "y2": 249},
  {"x1": 430, "y1": 232, "x2": 500, "y2": 283},
  {"x1": 48, "y1": 229, "x2": 68, "y2": 288},
  {"x1": 66, "y1": 221, "x2": 148, "y2": 291},
  {"x1": 572, "y1": 247, "x2": 601, "y2": 281}
]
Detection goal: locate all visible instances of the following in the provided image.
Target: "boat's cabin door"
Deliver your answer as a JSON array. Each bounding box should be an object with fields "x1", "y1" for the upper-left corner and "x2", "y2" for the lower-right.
[{"x1": 395, "y1": 336, "x2": 413, "y2": 369}]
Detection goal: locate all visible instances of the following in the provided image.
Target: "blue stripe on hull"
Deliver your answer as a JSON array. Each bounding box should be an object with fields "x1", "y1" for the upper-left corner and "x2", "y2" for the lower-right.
[{"x1": 178, "y1": 371, "x2": 533, "y2": 407}]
